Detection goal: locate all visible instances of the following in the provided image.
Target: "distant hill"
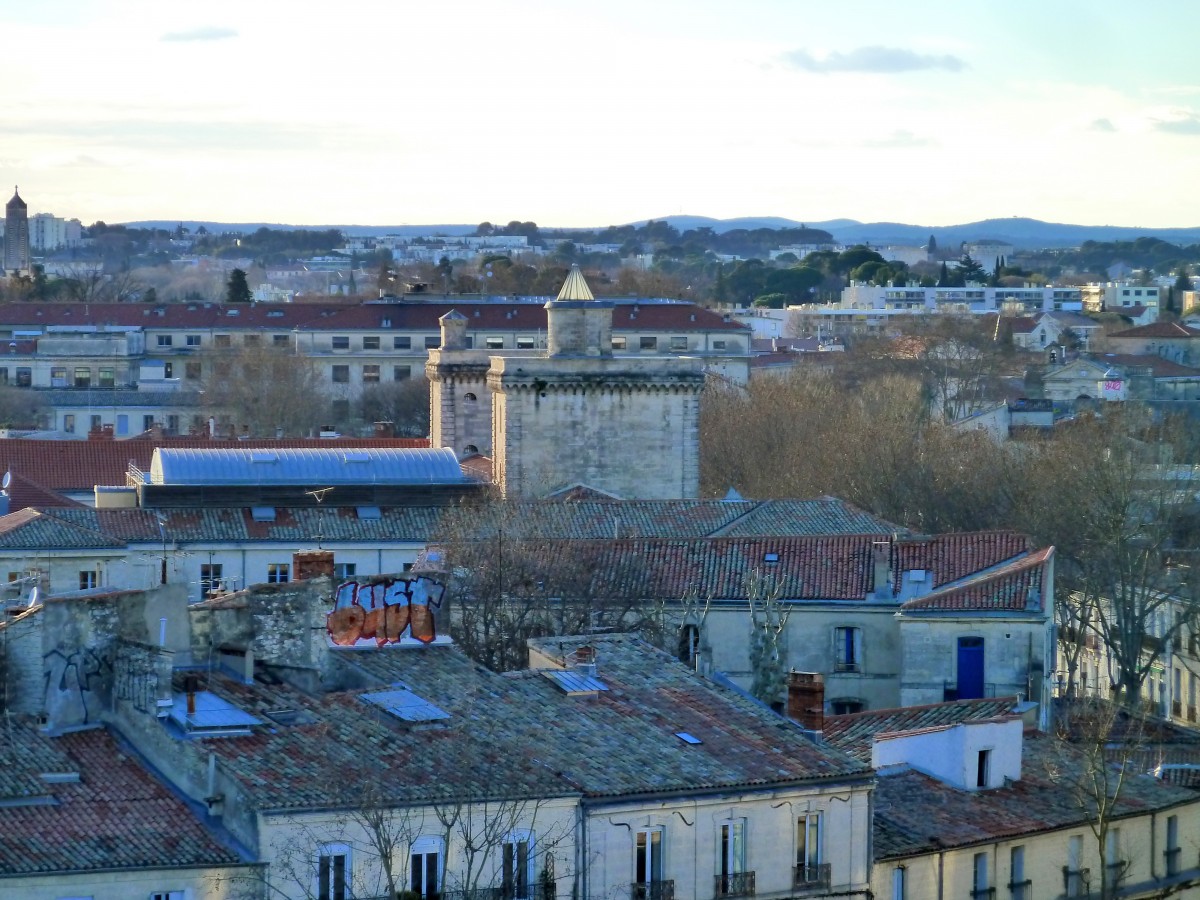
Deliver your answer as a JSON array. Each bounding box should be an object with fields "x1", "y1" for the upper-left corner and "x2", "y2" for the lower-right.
[{"x1": 122, "y1": 216, "x2": 1200, "y2": 250}]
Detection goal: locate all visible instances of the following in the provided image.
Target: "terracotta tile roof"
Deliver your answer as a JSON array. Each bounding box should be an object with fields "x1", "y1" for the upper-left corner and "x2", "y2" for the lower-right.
[
  {"x1": 293, "y1": 300, "x2": 749, "y2": 333},
  {"x1": 899, "y1": 546, "x2": 1053, "y2": 612},
  {"x1": 891, "y1": 531, "x2": 1031, "y2": 592},
  {"x1": 1096, "y1": 353, "x2": 1200, "y2": 378},
  {"x1": 0, "y1": 722, "x2": 246, "y2": 876},
  {"x1": 1109, "y1": 321, "x2": 1200, "y2": 339},
  {"x1": 0, "y1": 435, "x2": 429, "y2": 498},
  {"x1": 1006, "y1": 316, "x2": 1038, "y2": 334},
  {"x1": 823, "y1": 698, "x2": 1021, "y2": 763},
  {"x1": 870, "y1": 733, "x2": 1199, "y2": 859},
  {"x1": 4, "y1": 472, "x2": 80, "y2": 510},
  {"x1": 186, "y1": 635, "x2": 867, "y2": 812},
  {"x1": 0, "y1": 507, "x2": 126, "y2": 549},
  {"x1": 438, "y1": 531, "x2": 1034, "y2": 603}
]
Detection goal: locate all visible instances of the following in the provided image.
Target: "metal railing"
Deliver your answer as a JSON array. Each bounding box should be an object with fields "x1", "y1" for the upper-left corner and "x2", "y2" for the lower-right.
[
  {"x1": 969, "y1": 888, "x2": 995, "y2": 900},
  {"x1": 793, "y1": 864, "x2": 831, "y2": 891},
  {"x1": 631, "y1": 880, "x2": 674, "y2": 900},
  {"x1": 1165, "y1": 846, "x2": 1182, "y2": 877},
  {"x1": 714, "y1": 872, "x2": 755, "y2": 898},
  {"x1": 1006, "y1": 879, "x2": 1032, "y2": 900},
  {"x1": 1062, "y1": 866, "x2": 1090, "y2": 898},
  {"x1": 943, "y1": 682, "x2": 999, "y2": 702}
]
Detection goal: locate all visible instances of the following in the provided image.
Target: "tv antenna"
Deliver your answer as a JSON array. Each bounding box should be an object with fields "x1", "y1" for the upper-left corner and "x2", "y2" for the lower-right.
[{"x1": 305, "y1": 487, "x2": 334, "y2": 548}]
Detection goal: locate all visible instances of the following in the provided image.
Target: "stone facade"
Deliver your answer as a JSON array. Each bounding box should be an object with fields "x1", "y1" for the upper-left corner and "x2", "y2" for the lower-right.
[{"x1": 431, "y1": 266, "x2": 706, "y2": 499}]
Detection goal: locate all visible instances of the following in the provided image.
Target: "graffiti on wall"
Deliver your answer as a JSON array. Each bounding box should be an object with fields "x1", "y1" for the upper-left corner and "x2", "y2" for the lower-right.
[
  {"x1": 114, "y1": 648, "x2": 160, "y2": 714},
  {"x1": 43, "y1": 645, "x2": 113, "y2": 727},
  {"x1": 326, "y1": 576, "x2": 446, "y2": 647}
]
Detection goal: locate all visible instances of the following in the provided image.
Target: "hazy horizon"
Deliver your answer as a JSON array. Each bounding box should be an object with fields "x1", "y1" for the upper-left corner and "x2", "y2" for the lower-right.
[{"x1": 7, "y1": 1, "x2": 1200, "y2": 229}]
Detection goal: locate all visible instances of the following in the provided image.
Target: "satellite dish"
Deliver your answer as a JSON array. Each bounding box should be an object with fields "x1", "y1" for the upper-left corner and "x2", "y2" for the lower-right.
[
  {"x1": 2, "y1": 471, "x2": 11, "y2": 491},
  {"x1": 27, "y1": 585, "x2": 39, "y2": 607}
]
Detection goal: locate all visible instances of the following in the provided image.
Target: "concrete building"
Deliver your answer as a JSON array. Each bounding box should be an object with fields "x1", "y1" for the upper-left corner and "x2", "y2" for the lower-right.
[
  {"x1": 4, "y1": 186, "x2": 30, "y2": 274},
  {"x1": 823, "y1": 699, "x2": 1200, "y2": 900},
  {"x1": 28, "y1": 211, "x2": 83, "y2": 252},
  {"x1": 0, "y1": 577, "x2": 876, "y2": 900}
]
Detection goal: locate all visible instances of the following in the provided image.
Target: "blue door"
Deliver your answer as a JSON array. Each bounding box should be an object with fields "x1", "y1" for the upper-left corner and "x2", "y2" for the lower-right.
[{"x1": 957, "y1": 637, "x2": 985, "y2": 699}]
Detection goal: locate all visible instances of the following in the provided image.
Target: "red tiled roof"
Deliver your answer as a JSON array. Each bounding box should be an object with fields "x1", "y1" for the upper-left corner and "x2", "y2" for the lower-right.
[
  {"x1": 3, "y1": 472, "x2": 80, "y2": 510},
  {"x1": 824, "y1": 697, "x2": 1020, "y2": 762},
  {"x1": 891, "y1": 531, "x2": 1031, "y2": 592},
  {"x1": 443, "y1": 531, "x2": 1036, "y2": 602},
  {"x1": 871, "y1": 733, "x2": 1199, "y2": 859},
  {"x1": 1110, "y1": 321, "x2": 1200, "y2": 339},
  {"x1": 295, "y1": 301, "x2": 748, "y2": 333},
  {"x1": 1097, "y1": 353, "x2": 1200, "y2": 378},
  {"x1": 0, "y1": 299, "x2": 748, "y2": 334},
  {"x1": 900, "y1": 546, "x2": 1053, "y2": 612},
  {"x1": 0, "y1": 435, "x2": 429, "y2": 499},
  {"x1": 1006, "y1": 316, "x2": 1038, "y2": 334},
  {"x1": 0, "y1": 723, "x2": 246, "y2": 876}
]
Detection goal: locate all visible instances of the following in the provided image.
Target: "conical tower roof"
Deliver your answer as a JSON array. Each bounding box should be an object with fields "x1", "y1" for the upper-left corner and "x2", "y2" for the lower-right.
[
  {"x1": 7, "y1": 187, "x2": 26, "y2": 210},
  {"x1": 556, "y1": 264, "x2": 595, "y2": 302}
]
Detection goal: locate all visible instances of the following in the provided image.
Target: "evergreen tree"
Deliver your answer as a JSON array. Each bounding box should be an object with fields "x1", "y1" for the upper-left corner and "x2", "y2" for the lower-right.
[
  {"x1": 937, "y1": 262, "x2": 950, "y2": 287},
  {"x1": 927, "y1": 234, "x2": 937, "y2": 255},
  {"x1": 226, "y1": 268, "x2": 252, "y2": 303}
]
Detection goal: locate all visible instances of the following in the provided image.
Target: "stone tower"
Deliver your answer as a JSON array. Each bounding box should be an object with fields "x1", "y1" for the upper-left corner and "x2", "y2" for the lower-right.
[
  {"x1": 4, "y1": 187, "x2": 30, "y2": 275},
  {"x1": 489, "y1": 265, "x2": 705, "y2": 499},
  {"x1": 426, "y1": 310, "x2": 493, "y2": 458}
]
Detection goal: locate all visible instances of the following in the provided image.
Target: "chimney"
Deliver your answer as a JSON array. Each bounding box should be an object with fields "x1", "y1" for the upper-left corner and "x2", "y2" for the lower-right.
[
  {"x1": 872, "y1": 541, "x2": 892, "y2": 599},
  {"x1": 293, "y1": 549, "x2": 335, "y2": 582},
  {"x1": 374, "y1": 421, "x2": 394, "y2": 439},
  {"x1": 183, "y1": 672, "x2": 201, "y2": 716},
  {"x1": 787, "y1": 671, "x2": 824, "y2": 732}
]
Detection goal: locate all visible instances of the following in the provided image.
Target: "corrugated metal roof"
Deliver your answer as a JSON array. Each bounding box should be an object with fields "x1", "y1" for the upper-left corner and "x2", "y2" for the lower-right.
[{"x1": 149, "y1": 447, "x2": 468, "y2": 486}]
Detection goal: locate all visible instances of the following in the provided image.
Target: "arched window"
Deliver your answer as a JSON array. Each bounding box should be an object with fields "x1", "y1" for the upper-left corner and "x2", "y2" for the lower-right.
[
  {"x1": 464, "y1": 392, "x2": 478, "y2": 402},
  {"x1": 464, "y1": 444, "x2": 479, "y2": 455}
]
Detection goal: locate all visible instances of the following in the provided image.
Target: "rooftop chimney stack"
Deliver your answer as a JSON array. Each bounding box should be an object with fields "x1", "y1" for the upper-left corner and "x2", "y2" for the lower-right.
[{"x1": 787, "y1": 671, "x2": 825, "y2": 733}]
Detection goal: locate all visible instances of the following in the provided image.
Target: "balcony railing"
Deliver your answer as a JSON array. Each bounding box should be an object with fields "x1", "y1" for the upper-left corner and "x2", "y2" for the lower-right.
[
  {"x1": 714, "y1": 872, "x2": 755, "y2": 898},
  {"x1": 1006, "y1": 879, "x2": 1032, "y2": 900},
  {"x1": 969, "y1": 888, "x2": 995, "y2": 900},
  {"x1": 441, "y1": 887, "x2": 534, "y2": 900},
  {"x1": 631, "y1": 880, "x2": 674, "y2": 900},
  {"x1": 793, "y1": 864, "x2": 830, "y2": 891},
  {"x1": 1189, "y1": 705, "x2": 1197, "y2": 723},
  {"x1": 833, "y1": 662, "x2": 860, "y2": 673},
  {"x1": 943, "y1": 682, "x2": 998, "y2": 702},
  {"x1": 1062, "y1": 866, "x2": 1090, "y2": 898},
  {"x1": 1165, "y1": 846, "x2": 1182, "y2": 877},
  {"x1": 1106, "y1": 860, "x2": 1127, "y2": 887}
]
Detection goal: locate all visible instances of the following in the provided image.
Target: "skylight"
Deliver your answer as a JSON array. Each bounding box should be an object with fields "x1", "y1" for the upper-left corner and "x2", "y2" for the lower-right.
[
  {"x1": 168, "y1": 691, "x2": 262, "y2": 736},
  {"x1": 361, "y1": 688, "x2": 451, "y2": 723},
  {"x1": 357, "y1": 506, "x2": 382, "y2": 520},
  {"x1": 543, "y1": 669, "x2": 609, "y2": 695},
  {"x1": 675, "y1": 732, "x2": 702, "y2": 744},
  {"x1": 251, "y1": 507, "x2": 276, "y2": 521}
]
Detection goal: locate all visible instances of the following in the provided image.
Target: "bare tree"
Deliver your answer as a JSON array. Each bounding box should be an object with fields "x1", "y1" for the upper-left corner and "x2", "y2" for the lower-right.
[
  {"x1": 747, "y1": 572, "x2": 791, "y2": 705},
  {"x1": 359, "y1": 377, "x2": 431, "y2": 438},
  {"x1": 201, "y1": 343, "x2": 330, "y2": 437},
  {"x1": 432, "y1": 498, "x2": 657, "y2": 672},
  {"x1": 1046, "y1": 700, "x2": 1165, "y2": 900}
]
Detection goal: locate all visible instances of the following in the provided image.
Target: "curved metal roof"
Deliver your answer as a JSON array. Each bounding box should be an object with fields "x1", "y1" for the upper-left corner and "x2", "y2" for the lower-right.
[{"x1": 149, "y1": 447, "x2": 468, "y2": 486}]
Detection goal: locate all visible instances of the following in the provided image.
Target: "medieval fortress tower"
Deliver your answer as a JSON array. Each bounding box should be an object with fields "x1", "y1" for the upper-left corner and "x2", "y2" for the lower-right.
[{"x1": 427, "y1": 266, "x2": 705, "y2": 499}]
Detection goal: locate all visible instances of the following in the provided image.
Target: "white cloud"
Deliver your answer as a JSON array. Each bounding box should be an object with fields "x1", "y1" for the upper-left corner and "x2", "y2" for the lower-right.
[
  {"x1": 783, "y1": 46, "x2": 965, "y2": 74},
  {"x1": 160, "y1": 26, "x2": 237, "y2": 42}
]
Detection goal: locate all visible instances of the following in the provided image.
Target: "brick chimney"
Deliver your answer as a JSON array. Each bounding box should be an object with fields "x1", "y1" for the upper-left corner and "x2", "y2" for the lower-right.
[
  {"x1": 293, "y1": 550, "x2": 335, "y2": 582},
  {"x1": 373, "y1": 421, "x2": 394, "y2": 438},
  {"x1": 787, "y1": 671, "x2": 825, "y2": 732}
]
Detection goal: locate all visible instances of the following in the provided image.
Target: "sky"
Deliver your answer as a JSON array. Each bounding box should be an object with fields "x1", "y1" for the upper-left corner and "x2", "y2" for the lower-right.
[{"x1": 4, "y1": 0, "x2": 1200, "y2": 229}]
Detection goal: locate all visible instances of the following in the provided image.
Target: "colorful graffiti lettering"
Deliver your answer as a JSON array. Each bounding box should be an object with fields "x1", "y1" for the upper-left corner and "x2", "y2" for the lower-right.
[{"x1": 326, "y1": 576, "x2": 446, "y2": 647}]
